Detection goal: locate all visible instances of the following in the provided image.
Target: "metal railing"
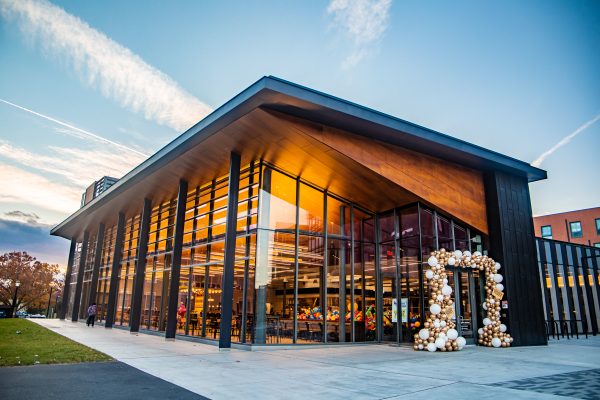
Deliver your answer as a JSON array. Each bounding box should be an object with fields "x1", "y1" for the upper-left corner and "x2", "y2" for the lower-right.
[{"x1": 545, "y1": 319, "x2": 589, "y2": 340}]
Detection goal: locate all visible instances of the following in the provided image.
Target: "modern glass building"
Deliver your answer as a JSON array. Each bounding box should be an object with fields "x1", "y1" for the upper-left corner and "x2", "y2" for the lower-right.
[{"x1": 53, "y1": 77, "x2": 549, "y2": 348}]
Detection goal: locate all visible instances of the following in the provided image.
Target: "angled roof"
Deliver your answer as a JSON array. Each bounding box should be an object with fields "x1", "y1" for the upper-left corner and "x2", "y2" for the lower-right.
[{"x1": 51, "y1": 76, "x2": 546, "y2": 239}]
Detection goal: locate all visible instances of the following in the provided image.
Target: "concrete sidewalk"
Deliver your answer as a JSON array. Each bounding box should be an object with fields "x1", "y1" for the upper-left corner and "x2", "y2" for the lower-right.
[{"x1": 33, "y1": 319, "x2": 600, "y2": 399}]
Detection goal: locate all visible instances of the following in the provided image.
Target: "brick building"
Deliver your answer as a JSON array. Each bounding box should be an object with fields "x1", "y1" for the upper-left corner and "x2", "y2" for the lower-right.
[{"x1": 533, "y1": 207, "x2": 600, "y2": 247}]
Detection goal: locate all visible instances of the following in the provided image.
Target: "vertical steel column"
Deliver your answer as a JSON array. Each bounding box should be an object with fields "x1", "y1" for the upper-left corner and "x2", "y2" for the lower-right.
[
  {"x1": 105, "y1": 213, "x2": 125, "y2": 328},
  {"x1": 393, "y1": 208, "x2": 401, "y2": 343},
  {"x1": 322, "y1": 190, "x2": 328, "y2": 343},
  {"x1": 59, "y1": 240, "x2": 77, "y2": 320},
  {"x1": 375, "y1": 215, "x2": 383, "y2": 342},
  {"x1": 349, "y1": 206, "x2": 355, "y2": 343},
  {"x1": 71, "y1": 231, "x2": 89, "y2": 322},
  {"x1": 130, "y1": 198, "x2": 152, "y2": 333},
  {"x1": 165, "y1": 181, "x2": 189, "y2": 339},
  {"x1": 339, "y1": 205, "x2": 346, "y2": 343},
  {"x1": 293, "y1": 177, "x2": 300, "y2": 343},
  {"x1": 88, "y1": 223, "x2": 105, "y2": 307},
  {"x1": 219, "y1": 152, "x2": 241, "y2": 349}
]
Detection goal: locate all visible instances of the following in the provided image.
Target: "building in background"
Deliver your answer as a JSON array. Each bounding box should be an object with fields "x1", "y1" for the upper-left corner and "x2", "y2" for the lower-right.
[
  {"x1": 534, "y1": 208, "x2": 600, "y2": 248},
  {"x1": 52, "y1": 76, "x2": 549, "y2": 349},
  {"x1": 81, "y1": 176, "x2": 119, "y2": 207}
]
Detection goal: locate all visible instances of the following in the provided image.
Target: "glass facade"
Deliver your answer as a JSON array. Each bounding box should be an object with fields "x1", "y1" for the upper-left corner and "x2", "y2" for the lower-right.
[
  {"x1": 76, "y1": 235, "x2": 97, "y2": 319},
  {"x1": 96, "y1": 225, "x2": 116, "y2": 323},
  {"x1": 114, "y1": 214, "x2": 141, "y2": 326},
  {"x1": 62, "y1": 158, "x2": 599, "y2": 347}
]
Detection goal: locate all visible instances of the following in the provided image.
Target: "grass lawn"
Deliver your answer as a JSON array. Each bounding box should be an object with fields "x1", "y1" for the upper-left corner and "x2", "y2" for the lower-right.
[{"x1": 0, "y1": 319, "x2": 112, "y2": 366}]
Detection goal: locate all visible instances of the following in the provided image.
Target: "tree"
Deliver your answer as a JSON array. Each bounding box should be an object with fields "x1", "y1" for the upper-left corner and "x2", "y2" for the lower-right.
[{"x1": 0, "y1": 251, "x2": 63, "y2": 314}]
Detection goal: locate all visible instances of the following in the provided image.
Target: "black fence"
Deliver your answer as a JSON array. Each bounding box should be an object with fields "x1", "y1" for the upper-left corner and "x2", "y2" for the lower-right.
[{"x1": 537, "y1": 238, "x2": 600, "y2": 338}]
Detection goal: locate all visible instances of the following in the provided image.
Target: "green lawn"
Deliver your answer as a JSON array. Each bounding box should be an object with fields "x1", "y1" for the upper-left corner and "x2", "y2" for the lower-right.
[{"x1": 0, "y1": 319, "x2": 112, "y2": 366}]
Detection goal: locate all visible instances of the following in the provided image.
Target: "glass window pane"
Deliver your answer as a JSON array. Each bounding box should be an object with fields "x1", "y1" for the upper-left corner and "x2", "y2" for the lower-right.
[
  {"x1": 260, "y1": 168, "x2": 297, "y2": 231},
  {"x1": 299, "y1": 183, "x2": 323, "y2": 234}
]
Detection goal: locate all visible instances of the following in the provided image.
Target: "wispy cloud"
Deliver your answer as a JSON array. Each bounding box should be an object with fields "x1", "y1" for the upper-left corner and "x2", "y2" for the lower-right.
[
  {"x1": 3, "y1": 210, "x2": 44, "y2": 226},
  {"x1": 327, "y1": 0, "x2": 391, "y2": 68},
  {"x1": 0, "y1": 98, "x2": 149, "y2": 157},
  {"x1": 0, "y1": 0, "x2": 212, "y2": 132},
  {"x1": 0, "y1": 164, "x2": 81, "y2": 214},
  {"x1": 0, "y1": 140, "x2": 143, "y2": 187},
  {"x1": 532, "y1": 112, "x2": 600, "y2": 167}
]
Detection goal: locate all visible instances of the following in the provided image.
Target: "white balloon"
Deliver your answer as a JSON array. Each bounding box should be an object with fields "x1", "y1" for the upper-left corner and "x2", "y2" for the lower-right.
[
  {"x1": 504, "y1": 338, "x2": 511, "y2": 343},
  {"x1": 483, "y1": 318, "x2": 491, "y2": 326},
  {"x1": 435, "y1": 337, "x2": 446, "y2": 349},
  {"x1": 473, "y1": 251, "x2": 482, "y2": 257},
  {"x1": 453, "y1": 250, "x2": 462, "y2": 259},
  {"x1": 491, "y1": 337, "x2": 501, "y2": 348},
  {"x1": 440, "y1": 321, "x2": 447, "y2": 328},
  {"x1": 463, "y1": 251, "x2": 471, "y2": 257},
  {"x1": 495, "y1": 262, "x2": 501, "y2": 271},
  {"x1": 489, "y1": 299, "x2": 495, "y2": 305},
  {"x1": 442, "y1": 285, "x2": 452, "y2": 296},
  {"x1": 434, "y1": 274, "x2": 440, "y2": 280},
  {"x1": 442, "y1": 278, "x2": 448, "y2": 285},
  {"x1": 418, "y1": 329, "x2": 430, "y2": 340},
  {"x1": 448, "y1": 257, "x2": 456, "y2": 266},
  {"x1": 438, "y1": 332, "x2": 447, "y2": 339},
  {"x1": 456, "y1": 336, "x2": 466, "y2": 348},
  {"x1": 428, "y1": 256, "x2": 438, "y2": 267},
  {"x1": 433, "y1": 320, "x2": 441, "y2": 328},
  {"x1": 430, "y1": 304, "x2": 441, "y2": 315},
  {"x1": 478, "y1": 328, "x2": 484, "y2": 335},
  {"x1": 427, "y1": 342, "x2": 437, "y2": 352},
  {"x1": 482, "y1": 302, "x2": 488, "y2": 310},
  {"x1": 447, "y1": 328, "x2": 459, "y2": 340},
  {"x1": 425, "y1": 270, "x2": 434, "y2": 279},
  {"x1": 437, "y1": 294, "x2": 444, "y2": 301},
  {"x1": 500, "y1": 324, "x2": 507, "y2": 333},
  {"x1": 496, "y1": 283, "x2": 504, "y2": 292},
  {"x1": 418, "y1": 344, "x2": 424, "y2": 349},
  {"x1": 493, "y1": 274, "x2": 503, "y2": 283}
]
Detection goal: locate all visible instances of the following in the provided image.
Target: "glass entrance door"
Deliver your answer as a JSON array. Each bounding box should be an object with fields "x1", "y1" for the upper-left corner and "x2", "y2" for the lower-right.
[{"x1": 453, "y1": 269, "x2": 480, "y2": 343}]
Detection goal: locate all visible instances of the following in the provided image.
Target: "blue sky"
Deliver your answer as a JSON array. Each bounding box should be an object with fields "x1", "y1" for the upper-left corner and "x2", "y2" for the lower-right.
[{"x1": 0, "y1": 0, "x2": 598, "y2": 268}]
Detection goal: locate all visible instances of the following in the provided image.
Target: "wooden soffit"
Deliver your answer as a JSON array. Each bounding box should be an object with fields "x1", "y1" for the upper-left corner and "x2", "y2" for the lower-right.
[{"x1": 271, "y1": 112, "x2": 489, "y2": 234}]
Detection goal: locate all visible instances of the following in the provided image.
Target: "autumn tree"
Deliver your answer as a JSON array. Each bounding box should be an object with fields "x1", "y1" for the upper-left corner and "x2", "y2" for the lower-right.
[{"x1": 0, "y1": 251, "x2": 63, "y2": 314}]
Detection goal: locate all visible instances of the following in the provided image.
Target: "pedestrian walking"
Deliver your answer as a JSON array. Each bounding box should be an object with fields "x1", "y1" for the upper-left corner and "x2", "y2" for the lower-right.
[{"x1": 86, "y1": 302, "x2": 97, "y2": 327}]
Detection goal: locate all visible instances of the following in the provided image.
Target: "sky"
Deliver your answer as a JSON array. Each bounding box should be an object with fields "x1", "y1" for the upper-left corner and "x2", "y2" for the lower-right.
[{"x1": 0, "y1": 0, "x2": 598, "y2": 269}]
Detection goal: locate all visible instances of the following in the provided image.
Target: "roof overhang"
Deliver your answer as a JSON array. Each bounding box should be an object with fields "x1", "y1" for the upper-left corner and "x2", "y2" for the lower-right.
[{"x1": 51, "y1": 76, "x2": 546, "y2": 240}]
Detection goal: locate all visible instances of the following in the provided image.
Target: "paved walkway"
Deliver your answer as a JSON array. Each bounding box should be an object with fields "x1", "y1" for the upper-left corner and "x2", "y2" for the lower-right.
[{"x1": 33, "y1": 320, "x2": 600, "y2": 399}]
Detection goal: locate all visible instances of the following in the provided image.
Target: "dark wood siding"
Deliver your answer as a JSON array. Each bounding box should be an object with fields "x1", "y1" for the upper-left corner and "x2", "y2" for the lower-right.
[{"x1": 485, "y1": 171, "x2": 547, "y2": 346}]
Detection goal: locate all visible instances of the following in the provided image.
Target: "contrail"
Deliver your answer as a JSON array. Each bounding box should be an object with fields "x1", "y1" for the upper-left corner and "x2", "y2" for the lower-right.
[
  {"x1": 0, "y1": 0, "x2": 212, "y2": 132},
  {"x1": 532, "y1": 112, "x2": 600, "y2": 167},
  {"x1": 0, "y1": 98, "x2": 149, "y2": 157}
]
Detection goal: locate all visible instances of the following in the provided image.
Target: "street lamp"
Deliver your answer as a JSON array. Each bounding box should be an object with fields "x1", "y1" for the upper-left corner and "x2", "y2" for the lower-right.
[
  {"x1": 12, "y1": 280, "x2": 21, "y2": 318},
  {"x1": 46, "y1": 282, "x2": 57, "y2": 318}
]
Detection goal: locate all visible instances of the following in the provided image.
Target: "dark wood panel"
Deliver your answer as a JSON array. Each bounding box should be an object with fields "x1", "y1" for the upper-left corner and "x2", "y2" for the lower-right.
[{"x1": 485, "y1": 171, "x2": 547, "y2": 346}]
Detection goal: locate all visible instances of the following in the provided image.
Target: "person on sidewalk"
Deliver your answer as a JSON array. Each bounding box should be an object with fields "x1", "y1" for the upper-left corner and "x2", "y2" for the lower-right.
[{"x1": 86, "y1": 303, "x2": 97, "y2": 327}]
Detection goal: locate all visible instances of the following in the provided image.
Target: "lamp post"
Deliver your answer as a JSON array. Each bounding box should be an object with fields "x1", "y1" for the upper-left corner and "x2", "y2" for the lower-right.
[
  {"x1": 46, "y1": 283, "x2": 57, "y2": 318},
  {"x1": 12, "y1": 280, "x2": 21, "y2": 318}
]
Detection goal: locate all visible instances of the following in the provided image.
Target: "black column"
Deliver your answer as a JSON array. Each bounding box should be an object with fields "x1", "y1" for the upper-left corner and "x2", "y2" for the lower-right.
[
  {"x1": 484, "y1": 170, "x2": 547, "y2": 346},
  {"x1": 219, "y1": 152, "x2": 241, "y2": 349},
  {"x1": 130, "y1": 199, "x2": 152, "y2": 333},
  {"x1": 71, "y1": 231, "x2": 89, "y2": 322},
  {"x1": 88, "y1": 223, "x2": 105, "y2": 308},
  {"x1": 105, "y1": 213, "x2": 125, "y2": 328},
  {"x1": 59, "y1": 240, "x2": 77, "y2": 320},
  {"x1": 165, "y1": 180, "x2": 188, "y2": 339}
]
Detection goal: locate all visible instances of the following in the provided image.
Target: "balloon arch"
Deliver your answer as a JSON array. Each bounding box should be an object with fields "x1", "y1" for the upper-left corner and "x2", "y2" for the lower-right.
[{"x1": 413, "y1": 249, "x2": 514, "y2": 352}]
